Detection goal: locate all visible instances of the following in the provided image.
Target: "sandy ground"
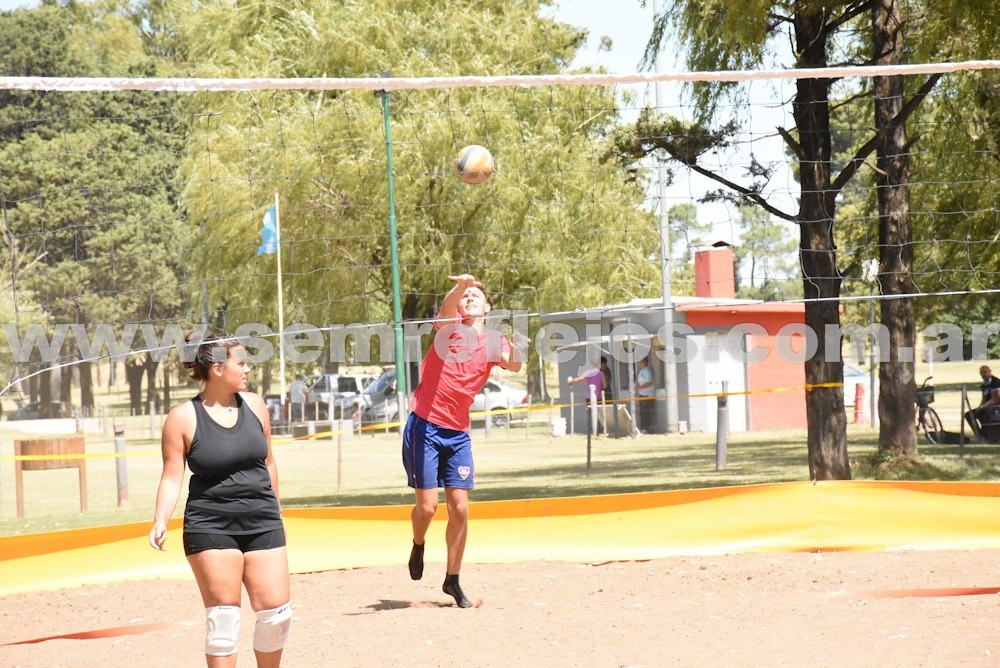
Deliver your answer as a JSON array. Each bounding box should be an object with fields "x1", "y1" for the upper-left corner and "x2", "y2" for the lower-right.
[{"x1": 2, "y1": 549, "x2": 1000, "y2": 667}]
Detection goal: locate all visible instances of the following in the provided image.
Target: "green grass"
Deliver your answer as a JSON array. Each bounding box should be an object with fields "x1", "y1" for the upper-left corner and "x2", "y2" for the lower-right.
[
  {"x1": 5, "y1": 419, "x2": 1000, "y2": 537},
  {"x1": 2, "y1": 358, "x2": 998, "y2": 536}
]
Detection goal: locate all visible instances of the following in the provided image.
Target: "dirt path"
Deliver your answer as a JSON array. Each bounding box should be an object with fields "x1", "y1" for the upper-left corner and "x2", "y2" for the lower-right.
[{"x1": 3, "y1": 549, "x2": 999, "y2": 667}]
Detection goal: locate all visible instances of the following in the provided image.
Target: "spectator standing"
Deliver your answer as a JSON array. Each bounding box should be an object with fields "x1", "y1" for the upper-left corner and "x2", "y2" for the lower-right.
[
  {"x1": 288, "y1": 374, "x2": 307, "y2": 422},
  {"x1": 600, "y1": 356, "x2": 612, "y2": 403},
  {"x1": 633, "y1": 356, "x2": 655, "y2": 433}
]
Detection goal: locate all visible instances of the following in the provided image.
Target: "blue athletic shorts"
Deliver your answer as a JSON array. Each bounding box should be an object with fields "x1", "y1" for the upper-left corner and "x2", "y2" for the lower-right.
[{"x1": 402, "y1": 412, "x2": 474, "y2": 490}]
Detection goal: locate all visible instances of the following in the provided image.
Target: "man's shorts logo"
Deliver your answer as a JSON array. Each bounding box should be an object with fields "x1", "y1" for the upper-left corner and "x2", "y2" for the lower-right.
[{"x1": 458, "y1": 466, "x2": 471, "y2": 480}]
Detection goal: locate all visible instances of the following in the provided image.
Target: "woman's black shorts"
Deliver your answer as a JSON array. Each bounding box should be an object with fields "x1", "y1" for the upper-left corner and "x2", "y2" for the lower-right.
[{"x1": 183, "y1": 527, "x2": 286, "y2": 556}]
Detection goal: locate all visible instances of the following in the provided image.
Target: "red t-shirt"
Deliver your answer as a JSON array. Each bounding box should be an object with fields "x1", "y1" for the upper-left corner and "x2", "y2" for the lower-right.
[{"x1": 409, "y1": 323, "x2": 511, "y2": 431}]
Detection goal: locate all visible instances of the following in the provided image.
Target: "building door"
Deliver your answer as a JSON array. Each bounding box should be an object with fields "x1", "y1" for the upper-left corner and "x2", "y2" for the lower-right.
[{"x1": 686, "y1": 333, "x2": 747, "y2": 433}]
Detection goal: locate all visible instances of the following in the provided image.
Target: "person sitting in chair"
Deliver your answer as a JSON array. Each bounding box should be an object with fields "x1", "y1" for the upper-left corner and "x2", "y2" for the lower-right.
[{"x1": 965, "y1": 365, "x2": 1000, "y2": 442}]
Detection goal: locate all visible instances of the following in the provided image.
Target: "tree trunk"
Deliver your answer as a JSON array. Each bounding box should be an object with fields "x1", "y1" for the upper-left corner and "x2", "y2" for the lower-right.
[
  {"x1": 262, "y1": 363, "x2": 272, "y2": 398},
  {"x1": 873, "y1": 0, "x2": 918, "y2": 457},
  {"x1": 60, "y1": 364, "x2": 72, "y2": 416},
  {"x1": 125, "y1": 357, "x2": 145, "y2": 415},
  {"x1": 794, "y1": 9, "x2": 851, "y2": 480},
  {"x1": 162, "y1": 364, "x2": 171, "y2": 412},
  {"x1": 79, "y1": 359, "x2": 94, "y2": 413},
  {"x1": 144, "y1": 354, "x2": 160, "y2": 414},
  {"x1": 39, "y1": 367, "x2": 53, "y2": 419}
]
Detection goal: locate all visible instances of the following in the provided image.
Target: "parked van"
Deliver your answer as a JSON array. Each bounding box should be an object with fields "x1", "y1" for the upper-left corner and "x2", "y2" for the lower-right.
[{"x1": 327, "y1": 368, "x2": 399, "y2": 428}]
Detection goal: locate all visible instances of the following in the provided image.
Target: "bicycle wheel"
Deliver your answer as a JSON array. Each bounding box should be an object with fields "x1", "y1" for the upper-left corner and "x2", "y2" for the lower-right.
[{"x1": 921, "y1": 407, "x2": 944, "y2": 444}]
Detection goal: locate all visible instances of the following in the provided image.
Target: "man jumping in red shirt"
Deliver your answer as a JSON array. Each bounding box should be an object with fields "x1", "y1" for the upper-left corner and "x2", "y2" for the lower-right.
[{"x1": 402, "y1": 274, "x2": 525, "y2": 607}]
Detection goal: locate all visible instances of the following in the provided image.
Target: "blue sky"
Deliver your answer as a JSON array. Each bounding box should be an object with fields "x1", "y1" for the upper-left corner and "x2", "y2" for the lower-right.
[{"x1": 544, "y1": 0, "x2": 656, "y2": 73}]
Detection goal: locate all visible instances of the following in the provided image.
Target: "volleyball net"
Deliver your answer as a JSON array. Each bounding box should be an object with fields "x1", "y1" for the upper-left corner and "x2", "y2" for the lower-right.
[{"x1": 1, "y1": 60, "x2": 999, "y2": 405}]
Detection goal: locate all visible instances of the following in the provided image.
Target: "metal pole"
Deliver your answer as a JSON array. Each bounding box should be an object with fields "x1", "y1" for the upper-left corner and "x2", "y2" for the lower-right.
[
  {"x1": 586, "y1": 386, "x2": 593, "y2": 477},
  {"x1": 114, "y1": 422, "x2": 129, "y2": 507},
  {"x1": 960, "y1": 385, "x2": 968, "y2": 457},
  {"x1": 652, "y1": 0, "x2": 679, "y2": 434},
  {"x1": 377, "y1": 73, "x2": 408, "y2": 425},
  {"x1": 337, "y1": 423, "x2": 343, "y2": 491},
  {"x1": 525, "y1": 396, "x2": 531, "y2": 439},
  {"x1": 201, "y1": 280, "x2": 210, "y2": 329},
  {"x1": 869, "y1": 293, "x2": 877, "y2": 428},
  {"x1": 274, "y1": 190, "x2": 287, "y2": 406},
  {"x1": 589, "y1": 384, "x2": 598, "y2": 437},
  {"x1": 484, "y1": 387, "x2": 491, "y2": 438},
  {"x1": 716, "y1": 380, "x2": 729, "y2": 470},
  {"x1": 627, "y1": 330, "x2": 637, "y2": 436},
  {"x1": 568, "y1": 380, "x2": 575, "y2": 436}
]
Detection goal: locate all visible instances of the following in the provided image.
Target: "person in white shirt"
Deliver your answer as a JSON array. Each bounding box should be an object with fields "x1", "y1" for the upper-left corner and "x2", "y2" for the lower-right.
[{"x1": 633, "y1": 356, "x2": 655, "y2": 432}]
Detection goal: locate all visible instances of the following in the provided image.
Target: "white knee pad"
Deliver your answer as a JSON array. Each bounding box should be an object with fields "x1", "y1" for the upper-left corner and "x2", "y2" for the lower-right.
[
  {"x1": 205, "y1": 605, "x2": 241, "y2": 656},
  {"x1": 253, "y1": 603, "x2": 292, "y2": 653}
]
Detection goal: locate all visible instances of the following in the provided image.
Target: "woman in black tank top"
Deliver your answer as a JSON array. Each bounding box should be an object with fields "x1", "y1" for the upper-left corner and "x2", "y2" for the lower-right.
[{"x1": 149, "y1": 332, "x2": 292, "y2": 666}]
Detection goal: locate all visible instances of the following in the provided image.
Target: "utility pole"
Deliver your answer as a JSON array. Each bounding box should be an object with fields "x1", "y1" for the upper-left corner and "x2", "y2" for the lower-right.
[{"x1": 652, "y1": 0, "x2": 679, "y2": 433}]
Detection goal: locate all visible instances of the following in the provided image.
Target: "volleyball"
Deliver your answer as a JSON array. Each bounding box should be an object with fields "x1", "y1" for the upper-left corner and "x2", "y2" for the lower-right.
[{"x1": 455, "y1": 145, "x2": 494, "y2": 185}]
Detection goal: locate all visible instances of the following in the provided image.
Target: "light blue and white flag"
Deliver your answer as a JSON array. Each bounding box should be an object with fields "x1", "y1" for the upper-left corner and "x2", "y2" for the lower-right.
[{"x1": 257, "y1": 204, "x2": 278, "y2": 255}]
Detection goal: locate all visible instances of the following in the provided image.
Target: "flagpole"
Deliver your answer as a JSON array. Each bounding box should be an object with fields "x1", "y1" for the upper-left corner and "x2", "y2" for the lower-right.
[{"x1": 274, "y1": 189, "x2": 287, "y2": 405}]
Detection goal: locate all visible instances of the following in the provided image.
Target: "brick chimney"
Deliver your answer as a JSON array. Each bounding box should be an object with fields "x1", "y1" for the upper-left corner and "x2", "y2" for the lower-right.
[{"x1": 694, "y1": 244, "x2": 736, "y2": 299}]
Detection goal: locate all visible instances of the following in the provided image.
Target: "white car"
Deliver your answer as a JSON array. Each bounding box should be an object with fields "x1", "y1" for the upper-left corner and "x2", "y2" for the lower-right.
[
  {"x1": 470, "y1": 380, "x2": 529, "y2": 427},
  {"x1": 349, "y1": 373, "x2": 527, "y2": 429},
  {"x1": 843, "y1": 363, "x2": 875, "y2": 407},
  {"x1": 305, "y1": 373, "x2": 372, "y2": 406}
]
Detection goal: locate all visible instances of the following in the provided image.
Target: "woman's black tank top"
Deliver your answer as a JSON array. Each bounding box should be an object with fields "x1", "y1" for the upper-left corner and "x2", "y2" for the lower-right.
[{"x1": 184, "y1": 394, "x2": 283, "y2": 535}]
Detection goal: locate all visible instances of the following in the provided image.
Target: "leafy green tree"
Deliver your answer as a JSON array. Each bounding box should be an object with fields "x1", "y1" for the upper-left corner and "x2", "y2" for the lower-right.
[
  {"x1": 606, "y1": 3, "x2": 859, "y2": 478},
  {"x1": 831, "y1": 2, "x2": 1000, "y2": 458},
  {"x1": 614, "y1": 0, "x2": 992, "y2": 478},
  {"x1": 0, "y1": 3, "x2": 190, "y2": 413},
  {"x1": 870, "y1": 0, "x2": 921, "y2": 457},
  {"x1": 889, "y1": 9, "x2": 1000, "y2": 348},
  {"x1": 171, "y1": 0, "x2": 662, "y2": 385}
]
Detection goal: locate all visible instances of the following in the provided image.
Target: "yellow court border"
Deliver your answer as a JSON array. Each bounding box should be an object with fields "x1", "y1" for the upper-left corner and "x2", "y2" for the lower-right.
[{"x1": 2, "y1": 480, "x2": 1000, "y2": 598}]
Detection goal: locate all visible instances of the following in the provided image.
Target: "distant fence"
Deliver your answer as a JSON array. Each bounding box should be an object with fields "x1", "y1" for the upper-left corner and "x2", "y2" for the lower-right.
[{"x1": 5, "y1": 410, "x2": 167, "y2": 441}]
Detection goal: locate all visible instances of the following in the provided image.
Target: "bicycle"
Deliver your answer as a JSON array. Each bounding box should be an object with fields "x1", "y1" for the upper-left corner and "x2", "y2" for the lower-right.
[{"x1": 915, "y1": 377, "x2": 944, "y2": 444}]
